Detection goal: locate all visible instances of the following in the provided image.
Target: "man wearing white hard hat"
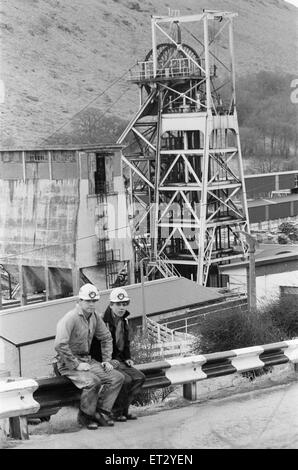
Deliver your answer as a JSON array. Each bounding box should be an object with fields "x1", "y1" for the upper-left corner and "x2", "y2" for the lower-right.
[
  {"x1": 54, "y1": 283, "x2": 124, "y2": 430},
  {"x1": 103, "y1": 287, "x2": 145, "y2": 421}
]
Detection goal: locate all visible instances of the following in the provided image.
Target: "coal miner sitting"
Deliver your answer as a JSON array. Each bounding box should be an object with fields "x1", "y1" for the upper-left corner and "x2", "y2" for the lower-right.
[
  {"x1": 91, "y1": 287, "x2": 145, "y2": 422},
  {"x1": 54, "y1": 283, "x2": 124, "y2": 430}
]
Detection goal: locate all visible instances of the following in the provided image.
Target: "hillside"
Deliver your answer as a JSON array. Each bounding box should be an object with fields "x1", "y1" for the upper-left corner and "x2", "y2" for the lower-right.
[{"x1": 0, "y1": 0, "x2": 297, "y2": 148}]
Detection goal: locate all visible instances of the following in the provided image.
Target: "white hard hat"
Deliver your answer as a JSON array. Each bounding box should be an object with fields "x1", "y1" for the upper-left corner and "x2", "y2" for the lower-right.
[
  {"x1": 109, "y1": 287, "x2": 130, "y2": 303},
  {"x1": 78, "y1": 283, "x2": 100, "y2": 300}
]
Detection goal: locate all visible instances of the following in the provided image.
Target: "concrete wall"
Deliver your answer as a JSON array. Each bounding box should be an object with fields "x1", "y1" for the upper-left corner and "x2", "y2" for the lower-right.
[
  {"x1": 0, "y1": 161, "x2": 24, "y2": 179},
  {"x1": 106, "y1": 191, "x2": 134, "y2": 262},
  {"x1": 20, "y1": 340, "x2": 55, "y2": 378},
  {"x1": 0, "y1": 339, "x2": 19, "y2": 377},
  {"x1": 0, "y1": 336, "x2": 57, "y2": 378},
  {"x1": 0, "y1": 156, "x2": 132, "y2": 280},
  {"x1": 76, "y1": 180, "x2": 97, "y2": 268},
  {"x1": 256, "y1": 271, "x2": 298, "y2": 305},
  {"x1": 224, "y1": 267, "x2": 298, "y2": 306},
  {"x1": 0, "y1": 148, "x2": 131, "y2": 294},
  {"x1": 76, "y1": 183, "x2": 133, "y2": 269},
  {"x1": 0, "y1": 179, "x2": 80, "y2": 268}
]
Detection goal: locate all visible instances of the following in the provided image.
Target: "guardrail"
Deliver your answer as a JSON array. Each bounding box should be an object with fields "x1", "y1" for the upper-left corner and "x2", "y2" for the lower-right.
[
  {"x1": 1, "y1": 339, "x2": 298, "y2": 440},
  {"x1": 0, "y1": 378, "x2": 40, "y2": 440}
]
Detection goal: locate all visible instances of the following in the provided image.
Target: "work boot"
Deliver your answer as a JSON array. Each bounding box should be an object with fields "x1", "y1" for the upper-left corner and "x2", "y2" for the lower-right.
[
  {"x1": 94, "y1": 411, "x2": 114, "y2": 427},
  {"x1": 77, "y1": 410, "x2": 98, "y2": 430},
  {"x1": 114, "y1": 415, "x2": 127, "y2": 422},
  {"x1": 125, "y1": 413, "x2": 137, "y2": 420}
]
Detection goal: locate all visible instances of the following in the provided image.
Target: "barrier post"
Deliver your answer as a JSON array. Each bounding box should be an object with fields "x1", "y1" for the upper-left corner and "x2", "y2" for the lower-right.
[
  {"x1": 0, "y1": 377, "x2": 40, "y2": 440},
  {"x1": 0, "y1": 368, "x2": 11, "y2": 441},
  {"x1": 9, "y1": 416, "x2": 29, "y2": 440},
  {"x1": 183, "y1": 382, "x2": 197, "y2": 401}
]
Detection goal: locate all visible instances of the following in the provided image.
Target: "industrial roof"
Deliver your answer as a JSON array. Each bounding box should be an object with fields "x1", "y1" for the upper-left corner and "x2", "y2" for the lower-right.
[
  {"x1": 110, "y1": 277, "x2": 224, "y2": 319},
  {"x1": 245, "y1": 170, "x2": 298, "y2": 178},
  {"x1": 219, "y1": 243, "x2": 298, "y2": 274},
  {"x1": 255, "y1": 243, "x2": 298, "y2": 259},
  {"x1": 0, "y1": 277, "x2": 224, "y2": 346},
  {"x1": 247, "y1": 194, "x2": 298, "y2": 207},
  {"x1": 0, "y1": 144, "x2": 124, "y2": 152}
]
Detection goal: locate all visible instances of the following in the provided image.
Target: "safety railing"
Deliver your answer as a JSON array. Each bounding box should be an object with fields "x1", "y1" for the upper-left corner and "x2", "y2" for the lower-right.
[
  {"x1": 147, "y1": 252, "x2": 181, "y2": 279},
  {"x1": 161, "y1": 295, "x2": 248, "y2": 336},
  {"x1": 150, "y1": 340, "x2": 195, "y2": 359},
  {"x1": 1, "y1": 339, "x2": 298, "y2": 440},
  {"x1": 146, "y1": 317, "x2": 194, "y2": 343},
  {"x1": 128, "y1": 58, "x2": 216, "y2": 81}
]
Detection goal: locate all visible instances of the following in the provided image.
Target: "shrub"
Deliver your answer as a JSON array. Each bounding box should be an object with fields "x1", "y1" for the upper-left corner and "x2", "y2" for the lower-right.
[
  {"x1": 130, "y1": 327, "x2": 158, "y2": 364},
  {"x1": 130, "y1": 327, "x2": 176, "y2": 406},
  {"x1": 265, "y1": 296, "x2": 298, "y2": 339},
  {"x1": 128, "y1": 2, "x2": 141, "y2": 11},
  {"x1": 278, "y1": 222, "x2": 298, "y2": 241},
  {"x1": 278, "y1": 234, "x2": 290, "y2": 244},
  {"x1": 193, "y1": 294, "x2": 298, "y2": 357},
  {"x1": 133, "y1": 385, "x2": 175, "y2": 407},
  {"x1": 194, "y1": 305, "x2": 284, "y2": 355}
]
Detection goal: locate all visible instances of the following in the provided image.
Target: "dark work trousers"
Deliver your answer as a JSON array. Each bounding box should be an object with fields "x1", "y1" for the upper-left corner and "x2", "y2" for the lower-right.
[{"x1": 112, "y1": 361, "x2": 146, "y2": 417}]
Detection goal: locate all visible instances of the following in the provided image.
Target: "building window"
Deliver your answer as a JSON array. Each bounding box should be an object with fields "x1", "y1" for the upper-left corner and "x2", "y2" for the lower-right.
[
  {"x1": 295, "y1": 174, "x2": 298, "y2": 188},
  {"x1": 52, "y1": 151, "x2": 76, "y2": 162},
  {"x1": 26, "y1": 152, "x2": 48, "y2": 162},
  {"x1": 1, "y1": 151, "x2": 22, "y2": 162}
]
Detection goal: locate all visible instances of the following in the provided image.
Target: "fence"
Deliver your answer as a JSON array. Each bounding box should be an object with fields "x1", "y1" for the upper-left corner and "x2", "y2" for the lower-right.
[
  {"x1": 150, "y1": 339, "x2": 194, "y2": 359},
  {"x1": 160, "y1": 295, "x2": 248, "y2": 336},
  {"x1": 145, "y1": 317, "x2": 195, "y2": 358}
]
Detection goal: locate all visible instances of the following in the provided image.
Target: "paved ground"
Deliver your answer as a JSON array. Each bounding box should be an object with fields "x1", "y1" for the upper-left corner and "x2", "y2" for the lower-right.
[{"x1": 4, "y1": 380, "x2": 298, "y2": 450}]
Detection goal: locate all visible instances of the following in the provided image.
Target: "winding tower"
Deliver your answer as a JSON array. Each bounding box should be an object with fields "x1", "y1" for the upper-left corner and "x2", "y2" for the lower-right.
[{"x1": 118, "y1": 10, "x2": 250, "y2": 286}]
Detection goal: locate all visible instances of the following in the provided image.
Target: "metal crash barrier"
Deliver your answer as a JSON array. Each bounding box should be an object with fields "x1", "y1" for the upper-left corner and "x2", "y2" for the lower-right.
[
  {"x1": 1, "y1": 339, "x2": 298, "y2": 440},
  {"x1": 0, "y1": 378, "x2": 40, "y2": 439}
]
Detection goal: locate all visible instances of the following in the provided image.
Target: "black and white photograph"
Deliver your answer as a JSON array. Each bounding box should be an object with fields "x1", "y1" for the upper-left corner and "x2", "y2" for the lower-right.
[{"x1": 0, "y1": 0, "x2": 297, "y2": 454}]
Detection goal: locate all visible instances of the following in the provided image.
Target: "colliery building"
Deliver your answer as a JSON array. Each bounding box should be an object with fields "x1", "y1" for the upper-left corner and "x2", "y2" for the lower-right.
[
  {"x1": 245, "y1": 170, "x2": 298, "y2": 199},
  {"x1": 0, "y1": 145, "x2": 133, "y2": 304}
]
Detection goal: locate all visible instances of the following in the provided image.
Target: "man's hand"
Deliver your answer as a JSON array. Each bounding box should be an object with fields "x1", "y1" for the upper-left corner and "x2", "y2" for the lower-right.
[
  {"x1": 102, "y1": 361, "x2": 113, "y2": 372},
  {"x1": 109, "y1": 359, "x2": 120, "y2": 369},
  {"x1": 76, "y1": 362, "x2": 91, "y2": 371},
  {"x1": 125, "y1": 359, "x2": 134, "y2": 367}
]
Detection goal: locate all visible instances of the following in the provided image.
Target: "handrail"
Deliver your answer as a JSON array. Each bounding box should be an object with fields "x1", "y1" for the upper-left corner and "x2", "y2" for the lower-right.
[
  {"x1": 128, "y1": 58, "x2": 216, "y2": 81},
  {"x1": 161, "y1": 297, "x2": 248, "y2": 335}
]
